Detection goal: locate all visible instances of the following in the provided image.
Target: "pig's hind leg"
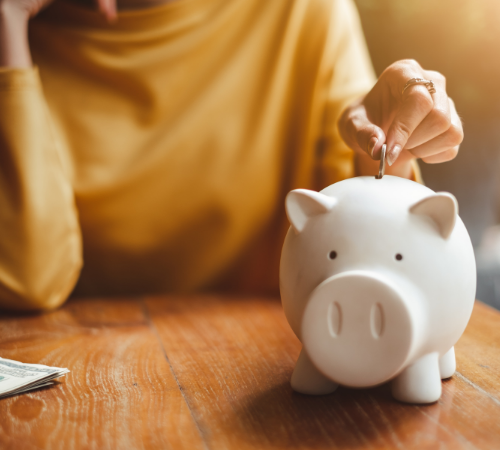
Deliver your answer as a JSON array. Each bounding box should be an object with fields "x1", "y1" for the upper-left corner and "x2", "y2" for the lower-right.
[
  {"x1": 391, "y1": 352, "x2": 442, "y2": 404},
  {"x1": 291, "y1": 348, "x2": 338, "y2": 395},
  {"x1": 439, "y1": 347, "x2": 456, "y2": 379}
]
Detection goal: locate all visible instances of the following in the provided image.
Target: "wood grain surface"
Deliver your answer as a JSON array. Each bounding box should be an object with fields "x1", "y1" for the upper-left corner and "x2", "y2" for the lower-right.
[
  {"x1": 0, "y1": 298, "x2": 204, "y2": 450},
  {"x1": 1, "y1": 296, "x2": 500, "y2": 449}
]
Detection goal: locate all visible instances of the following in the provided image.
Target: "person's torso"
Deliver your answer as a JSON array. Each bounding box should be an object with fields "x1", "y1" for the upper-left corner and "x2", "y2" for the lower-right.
[{"x1": 30, "y1": 0, "x2": 337, "y2": 295}]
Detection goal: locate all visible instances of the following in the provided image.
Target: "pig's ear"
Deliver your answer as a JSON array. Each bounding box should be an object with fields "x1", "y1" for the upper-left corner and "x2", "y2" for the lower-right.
[
  {"x1": 286, "y1": 189, "x2": 336, "y2": 234},
  {"x1": 409, "y1": 193, "x2": 458, "y2": 239}
]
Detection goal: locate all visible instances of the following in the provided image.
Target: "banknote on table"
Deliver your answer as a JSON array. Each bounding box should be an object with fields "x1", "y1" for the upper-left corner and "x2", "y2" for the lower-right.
[{"x1": 0, "y1": 357, "x2": 69, "y2": 398}]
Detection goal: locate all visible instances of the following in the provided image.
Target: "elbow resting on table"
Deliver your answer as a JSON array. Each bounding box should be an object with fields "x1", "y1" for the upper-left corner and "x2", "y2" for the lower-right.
[{"x1": 0, "y1": 258, "x2": 83, "y2": 313}]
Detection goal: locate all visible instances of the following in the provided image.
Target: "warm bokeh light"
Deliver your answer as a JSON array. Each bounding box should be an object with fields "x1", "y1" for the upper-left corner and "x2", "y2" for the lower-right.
[{"x1": 356, "y1": 0, "x2": 500, "y2": 119}]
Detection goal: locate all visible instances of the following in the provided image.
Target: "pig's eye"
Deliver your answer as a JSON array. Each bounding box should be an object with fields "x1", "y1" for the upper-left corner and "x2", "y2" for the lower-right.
[
  {"x1": 328, "y1": 251, "x2": 337, "y2": 260},
  {"x1": 395, "y1": 253, "x2": 403, "y2": 261}
]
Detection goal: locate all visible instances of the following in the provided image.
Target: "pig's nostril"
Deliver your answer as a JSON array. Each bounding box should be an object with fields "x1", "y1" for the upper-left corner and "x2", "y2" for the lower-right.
[
  {"x1": 327, "y1": 301, "x2": 342, "y2": 337},
  {"x1": 370, "y1": 303, "x2": 384, "y2": 339}
]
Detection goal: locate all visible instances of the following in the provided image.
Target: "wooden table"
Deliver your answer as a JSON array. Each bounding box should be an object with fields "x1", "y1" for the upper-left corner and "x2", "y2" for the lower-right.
[{"x1": 0, "y1": 296, "x2": 499, "y2": 450}]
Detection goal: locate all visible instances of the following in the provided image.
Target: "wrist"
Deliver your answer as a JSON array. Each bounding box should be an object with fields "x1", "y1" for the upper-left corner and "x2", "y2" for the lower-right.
[
  {"x1": 0, "y1": 1, "x2": 30, "y2": 23},
  {"x1": 384, "y1": 162, "x2": 415, "y2": 179},
  {"x1": 0, "y1": 2, "x2": 31, "y2": 68},
  {"x1": 384, "y1": 153, "x2": 415, "y2": 179}
]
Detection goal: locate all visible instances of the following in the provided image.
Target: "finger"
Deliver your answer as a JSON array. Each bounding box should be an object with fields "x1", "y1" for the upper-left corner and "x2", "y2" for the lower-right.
[
  {"x1": 408, "y1": 99, "x2": 463, "y2": 159},
  {"x1": 421, "y1": 146, "x2": 459, "y2": 164},
  {"x1": 385, "y1": 85, "x2": 434, "y2": 165},
  {"x1": 404, "y1": 71, "x2": 451, "y2": 149},
  {"x1": 95, "y1": 0, "x2": 117, "y2": 22},
  {"x1": 339, "y1": 103, "x2": 386, "y2": 160},
  {"x1": 379, "y1": 60, "x2": 434, "y2": 165}
]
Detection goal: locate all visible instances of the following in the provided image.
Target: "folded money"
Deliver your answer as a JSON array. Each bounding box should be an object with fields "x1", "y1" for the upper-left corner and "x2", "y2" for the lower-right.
[{"x1": 0, "y1": 357, "x2": 69, "y2": 398}]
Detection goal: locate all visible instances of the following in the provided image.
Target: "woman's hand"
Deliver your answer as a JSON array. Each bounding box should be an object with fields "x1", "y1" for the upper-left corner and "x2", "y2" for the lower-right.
[
  {"x1": 339, "y1": 60, "x2": 463, "y2": 178},
  {"x1": 0, "y1": 0, "x2": 117, "y2": 20},
  {"x1": 0, "y1": 0, "x2": 117, "y2": 68}
]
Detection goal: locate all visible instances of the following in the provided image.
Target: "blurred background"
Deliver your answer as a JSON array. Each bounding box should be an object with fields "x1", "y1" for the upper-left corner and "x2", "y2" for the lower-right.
[{"x1": 353, "y1": 0, "x2": 500, "y2": 310}]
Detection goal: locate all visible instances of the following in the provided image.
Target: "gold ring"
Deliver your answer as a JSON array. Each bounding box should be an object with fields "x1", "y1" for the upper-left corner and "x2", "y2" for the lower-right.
[{"x1": 402, "y1": 78, "x2": 436, "y2": 96}]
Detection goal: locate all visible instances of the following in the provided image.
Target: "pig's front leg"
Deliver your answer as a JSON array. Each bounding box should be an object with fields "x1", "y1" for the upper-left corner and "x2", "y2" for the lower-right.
[
  {"x1": 291, "y1": 348, "x2": 338, "y2": 395},
  {"x1": 391, "y1": 352, "x2": 441, "y2": 404},
  {"x1": 439, "y1": 347, "x2": 456, "y2": 379}
]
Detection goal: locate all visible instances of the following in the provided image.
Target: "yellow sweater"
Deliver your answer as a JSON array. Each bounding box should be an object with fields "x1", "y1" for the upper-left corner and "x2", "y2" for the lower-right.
[{"x1": 0, "y1": 0, "x2": 375, "y2": 310}]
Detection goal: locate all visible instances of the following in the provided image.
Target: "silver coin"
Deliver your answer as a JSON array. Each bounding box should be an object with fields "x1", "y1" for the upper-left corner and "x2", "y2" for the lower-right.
[{"x1": 375, "y1": 144, "x2": 386, "y2": 179}]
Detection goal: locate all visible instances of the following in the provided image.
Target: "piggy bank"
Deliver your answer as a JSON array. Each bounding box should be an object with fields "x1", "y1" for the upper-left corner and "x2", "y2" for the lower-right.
[{"x1": 280, "y1": 175, "x2": 476, "y2": 404}]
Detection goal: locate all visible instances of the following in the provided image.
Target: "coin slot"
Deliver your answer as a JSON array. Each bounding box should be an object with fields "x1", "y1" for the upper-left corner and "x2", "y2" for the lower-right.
[
  {"x1": 327, "y1": 301, "x2": 342, "y2": 337},
  {"x1": 370, "y1": 303, "x2": 384, "y2": 339}
]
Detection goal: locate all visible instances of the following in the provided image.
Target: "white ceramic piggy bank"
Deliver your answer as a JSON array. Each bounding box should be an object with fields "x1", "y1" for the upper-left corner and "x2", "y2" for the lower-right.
[{"x1": 280, "y1": 175, "x2": 476, "y2": 404}]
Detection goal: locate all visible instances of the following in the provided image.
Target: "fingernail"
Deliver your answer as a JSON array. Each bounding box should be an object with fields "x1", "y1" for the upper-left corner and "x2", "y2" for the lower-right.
[
  {"x1": 387, "y1": 144, "x2": 402, "y2": 166},
  {"x1": 368, "y1": 137, "x2": 378, "y2": 159}
]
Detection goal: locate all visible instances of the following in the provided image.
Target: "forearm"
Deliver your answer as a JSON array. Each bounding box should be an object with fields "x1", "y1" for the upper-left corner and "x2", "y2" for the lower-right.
[
  {"x1": 0, "y1": 69, "x2": 82, "y2": 311},
  {"x1": 0, "y1": 2, "x2": 31, "y2": 68}
]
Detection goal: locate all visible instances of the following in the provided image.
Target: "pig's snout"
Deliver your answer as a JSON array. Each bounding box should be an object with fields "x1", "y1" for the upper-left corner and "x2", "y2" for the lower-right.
[{"x1": 301, "y1": 271, "x2": 420, "y2": 388}]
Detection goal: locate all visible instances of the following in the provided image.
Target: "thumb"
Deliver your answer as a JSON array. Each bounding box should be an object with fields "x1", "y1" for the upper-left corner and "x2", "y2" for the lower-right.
[
  {"x1": 340, "y1": 105, "x2": 386, "y2": 160},
  {"x1": 355, "y1": 122, "x2": 386, "y2": 160}
]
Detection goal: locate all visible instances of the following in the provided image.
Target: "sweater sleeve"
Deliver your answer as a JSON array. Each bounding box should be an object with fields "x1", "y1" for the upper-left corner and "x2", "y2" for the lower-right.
[
  {"x1": 0, "y1": 67, "x2": 82, "y2": 311},
  {"x1": 316, "y1": 0, "x2": 376, "y2": 186}
]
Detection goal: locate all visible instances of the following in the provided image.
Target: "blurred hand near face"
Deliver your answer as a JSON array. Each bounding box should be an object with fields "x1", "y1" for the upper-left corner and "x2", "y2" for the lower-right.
[
  {"x1": 339, "y1": 59, "x2": 463, "y2": 174},
  {"x1": 0, "y1": 0, "x2": 117, "y2": 21},
  {"x1": 0, "y1": 0, "x2": 117, "y2": 67}
]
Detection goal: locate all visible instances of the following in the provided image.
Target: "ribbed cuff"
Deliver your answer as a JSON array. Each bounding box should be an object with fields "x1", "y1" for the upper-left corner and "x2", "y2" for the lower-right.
[{"x1": 0, "y1": 66, "x2": 40, "y2": 91}]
